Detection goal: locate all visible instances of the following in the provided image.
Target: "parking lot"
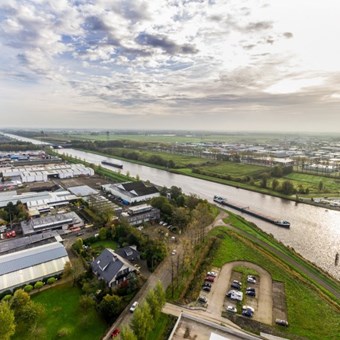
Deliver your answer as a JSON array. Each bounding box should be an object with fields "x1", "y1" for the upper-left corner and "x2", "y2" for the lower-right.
[{"x1": 198, "y1": 261, "x2": 273, "y2": 325}]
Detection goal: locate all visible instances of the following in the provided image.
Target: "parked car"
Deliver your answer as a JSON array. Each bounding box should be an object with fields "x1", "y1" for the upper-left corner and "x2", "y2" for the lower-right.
[
  {"x1": 246, "y1": 290, "x2": 256, "y2": 297},
  {"x1": 247, "y1": 275, "x2": 256, "y2": 284},
  {"x1": 111, "y1": 328, "x2": 120, "y2": 337},
  {"x1": 232, "y1": 280, "x2": 242, "y2": 286},
  {"x1": 242, "y1": 308, "x2": 253, "y2": 317},
  {"x1": 207, "y1": 271, "x2": 217, "y2": 277},
  {"x1": 129, "y1": 301, "x2": 138, "y2": 313},
  {"x1": 226, "y1": 305, "x2": 237, "y2": 313},
  {"x1": 198, "y1": 296, "x2": 207, "y2": 303},
  {"x1": 171, "y1": 249, "x2": 177, "y2": 255},
  {"x1": 202, "y1": 286, "x2": 211, "y2": 292},
  {"x1": 205, "y1": 276, "x2": 215, "y2": 282},
  {"x1": 226, "y1": 290, "x2": 243, "y2": 301},
  {"x1": 242, "y1": 305, "x2": 254, "y2": 313},
  {"x1": 203, "y1": 282, "x2": 212, "y2": 288},
  {"x1": 231, "y1": 282, "x2": 241, "y2": 290},
  {"x1": 276, "y1": 319, "x2": 289, "y2": 327},
  {"x1": 246, "y1": 287, "x2": 255, "y2": 291}
]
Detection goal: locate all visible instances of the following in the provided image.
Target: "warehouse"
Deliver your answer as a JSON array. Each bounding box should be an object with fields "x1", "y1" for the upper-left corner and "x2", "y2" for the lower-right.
[
  {"x1": 21, "y1": 211, "x2": 84, "y2": 236},
  {"x1": 0, "y1": 242, "x2": 69, "y2": 293},
  {"x1": 101, "y1": 181, "x2": 159, "y2": 204}
]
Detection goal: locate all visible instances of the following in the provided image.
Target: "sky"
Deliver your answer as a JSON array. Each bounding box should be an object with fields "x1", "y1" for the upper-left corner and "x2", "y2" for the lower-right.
[{"x1": 1, "y1": 0, "x2": 340, "y2": 132}]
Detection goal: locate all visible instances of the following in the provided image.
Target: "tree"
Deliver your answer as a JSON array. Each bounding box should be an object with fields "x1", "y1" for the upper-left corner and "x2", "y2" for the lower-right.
[
  {"x1": 154, "y1": 281, "x2": 166, "y2": 309},
  {"x1": 272, "y1": 179, "x2": 279, "y2": 191},
  {"x1": 130, "y1": 302, "x2": 153, "y2": 340},
  {"x1": 318, "y1": 181, "x2": 324, "y2": 191},
  {"x1": 0, "y1": 301, "x2": 15, "y2": 340},
  {"x1": 62, "y1": 261, "x2": 73, "y2": 279},
  {"x1": 281, "y1": 180, "x2": 295, "y2": 195},
  {"x1": 98, "y1": 294, "x2": 123, "y2": 323},
  {"x1": 99, "y1": 227, "x2": 108, "y2": 240},
  {"x1": 79, "y1": 295, "x2": 95, "y2": 312},
  {"x1": 120, "y1": 326, "x2": 137, "y2": 340}
]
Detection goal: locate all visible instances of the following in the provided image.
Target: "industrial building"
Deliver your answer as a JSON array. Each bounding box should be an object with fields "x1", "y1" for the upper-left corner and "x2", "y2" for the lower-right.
[
  {"x1": 1, "y1": 163, "x2": 94, "y2": 183},
  {"x1": 0, "y1": 242, "x2": 69, "y2": 293},
  {"x1": 0, "y1": 190, "x2": 77, "y2": 215},
  {"x1": 21, "y1": 211, "x2": 84, "y2": 236},
  {"x1": 120, "y1": 204, "x2": 160, "y2": 225},
  {"x1": 101, "y1": 181, "x2": 159, "y2": 204}
]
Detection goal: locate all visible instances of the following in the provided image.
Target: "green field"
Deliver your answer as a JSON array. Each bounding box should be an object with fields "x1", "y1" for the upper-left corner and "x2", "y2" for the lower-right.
[
  {"x1": 13, "y1": 283, "x2": 107, "y2": 340},
  {"x1": 196, "y1": 162, "x2": 267, "y2": 178},
  {"x1": 210, "y1": 227, "x2": 340, "y2": 339},
  {"x1": 283, "y1": 172, "x2": 340, "y2": 194}
]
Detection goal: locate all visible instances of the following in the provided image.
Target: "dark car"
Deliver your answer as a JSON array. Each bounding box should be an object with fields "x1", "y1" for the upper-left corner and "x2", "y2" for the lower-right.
[
  {"x1": 246, "y1": 290, "x2": 256, "y2": 297},
  {"x1": 111, "y1": 328, "x2": 120, "y2": 337},
  {"x1": 198, "y1": 296, "x2": 207, "y2": 303},
  {"x1": 202, "y1": 286, "x2": 211, "y2": 292},
  {"x1": 246, "y1": 287, "x2": 255, "y2": 292},
  {"x1": 231, "y1": 282, "x2": 241, "y2": 290},
  {"x1": 203, "y1": 282, "x2": 212, "y2": 288},
  {"x1": 242, "y1": 309, "x2": 253, "y2": 317}
]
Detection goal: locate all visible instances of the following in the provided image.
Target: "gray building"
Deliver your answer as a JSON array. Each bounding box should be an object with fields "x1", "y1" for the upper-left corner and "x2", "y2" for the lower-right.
[{"x1": 0, "y1": 242, "x2": 69, "y2": 293}]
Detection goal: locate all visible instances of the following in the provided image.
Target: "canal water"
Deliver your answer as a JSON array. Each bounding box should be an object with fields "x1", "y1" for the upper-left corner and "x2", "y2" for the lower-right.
[{"x1": 56, "y1": 148, "x2": 340, "y2": 280}]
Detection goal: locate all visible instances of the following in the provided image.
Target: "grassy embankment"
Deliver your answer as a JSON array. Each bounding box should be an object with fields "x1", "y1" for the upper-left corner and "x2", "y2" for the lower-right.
[
  {"x1": 167, "y1": 215, "x2": 340, "y2": 339},
  {"x1": 224, "y1": 213, "x2": 340, "y2": 303},
  {"x1": 211, "y1": 227, "x2": 340, "y2": 339},
  {"x1": 13, "y1": 282, "x2": 107, "y2": 340}
]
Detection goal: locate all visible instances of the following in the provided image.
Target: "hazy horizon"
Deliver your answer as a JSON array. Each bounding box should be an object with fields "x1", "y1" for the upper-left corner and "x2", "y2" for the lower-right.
[{"x1": 1, "y1": 1, "x2": 340, "y2": 132}]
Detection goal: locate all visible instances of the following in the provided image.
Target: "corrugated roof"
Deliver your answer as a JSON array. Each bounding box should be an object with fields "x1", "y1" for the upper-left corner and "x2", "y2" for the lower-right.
[{"x1": 0, "y1": 242, "x2": 68, "y2": 275}]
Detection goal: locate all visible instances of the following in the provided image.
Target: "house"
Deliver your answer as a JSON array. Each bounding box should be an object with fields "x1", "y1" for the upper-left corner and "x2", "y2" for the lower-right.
[
  {"x1": 0, "y1": 242, "x2": 69, "y2": 293},
  {"x1": 91, "y1": 248, "x2": 137, "y2": 287},
  {"x1": 114, "y1": 245, "x2": 140, "y2": 262},
  {"x1": 120, "y1": 204, "x2": 160, "y2": 225},
  {"x1": 101, "y1": 181, "x2": 159, "y2": 204}
]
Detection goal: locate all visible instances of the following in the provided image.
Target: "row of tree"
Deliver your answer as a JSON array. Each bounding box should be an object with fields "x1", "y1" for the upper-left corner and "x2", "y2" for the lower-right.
[{"x1": 120, "y1": 282, "x2": 166, "y2": 340}]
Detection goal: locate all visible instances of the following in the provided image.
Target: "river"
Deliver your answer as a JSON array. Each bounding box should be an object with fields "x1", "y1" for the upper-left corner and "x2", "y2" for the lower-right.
[
  {"x1": 1, "y1": 133, "x2": 339, "y2": 280},
  {"x1": 56, "y1": 148, "x2": 340, "y2": 280}
]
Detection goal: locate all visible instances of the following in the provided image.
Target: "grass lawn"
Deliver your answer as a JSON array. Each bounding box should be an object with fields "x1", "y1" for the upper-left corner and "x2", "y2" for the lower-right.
[
  {"x1": 283, "y1": 172, "x2": 340, "y2": 194},
  {"x1": 196, "y1": 162, "x2": 268, "y2": 178},
  {"x1": 91, "y1": 239, "x2": 118, "y2": 251},
  {"x1": 210, "y1": 227, "x2": 340, "y2": 339},
  {"x1": 14, "y1": 282, "x2": 107, "y2": 340}
]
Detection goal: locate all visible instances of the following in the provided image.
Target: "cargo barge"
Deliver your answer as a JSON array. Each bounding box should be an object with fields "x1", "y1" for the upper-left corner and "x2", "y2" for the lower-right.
[
  {"x1": 101, "y1": 159, "x2": 123, "y2": 169},
  {"x1": 213, "y1": 196, "x2": 290, "y2": 228}
]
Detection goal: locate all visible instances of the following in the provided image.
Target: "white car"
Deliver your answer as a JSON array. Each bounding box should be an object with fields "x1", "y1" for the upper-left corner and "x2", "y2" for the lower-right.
[
  {"x1": 129, "y1": 301, "x2": 138, "y2": 313},
  {"x1": 242, "y1": 305, "x2": 255, "y2": 313},
  {"x1": 226, "y1": 305, "x2": 237, "y2": 313},
  {"x1": 171, "y1": 249, "x2": 177, "y2": 255},
  {"x1": 247, "y1": 275, "x2": 256, "y2": 284},
  {"x1": 207, "y1": 271, "x2": 217, "y2": 277}
]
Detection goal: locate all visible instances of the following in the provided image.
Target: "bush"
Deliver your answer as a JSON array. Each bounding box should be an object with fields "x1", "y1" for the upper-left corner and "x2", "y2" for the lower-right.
[
  {"x1": 47, "y1": 277, "x2": 56, "y2": 285},
  {"x1": 2, "y1": 294, "x2": 12, "y2": 301},
  {"x1": 57, "y1": 327, "x2": 71, "y2": 337},
  {"x1": 24, "y1": 284, "x2": 33, "y2": 293},
  {"x1": 34, "y1": 281, "x2": 44, "y2": 290}
]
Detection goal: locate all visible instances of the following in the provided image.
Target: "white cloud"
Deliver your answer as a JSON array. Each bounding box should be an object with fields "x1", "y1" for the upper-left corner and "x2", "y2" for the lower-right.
[{"x1": 0, "y1": 0, "x2": 340, "y2": 131}]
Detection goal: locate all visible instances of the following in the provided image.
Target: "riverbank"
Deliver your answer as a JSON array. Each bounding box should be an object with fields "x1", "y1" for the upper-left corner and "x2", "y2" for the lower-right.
[{"x1": 74, "y1": 148, "x2": 340, "y2": 212}]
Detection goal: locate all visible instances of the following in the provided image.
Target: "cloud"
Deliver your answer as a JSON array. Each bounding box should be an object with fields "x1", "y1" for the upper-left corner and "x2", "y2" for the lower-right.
[{"x1": 135, "y1": 32, "x2": 198, "y2": 55}]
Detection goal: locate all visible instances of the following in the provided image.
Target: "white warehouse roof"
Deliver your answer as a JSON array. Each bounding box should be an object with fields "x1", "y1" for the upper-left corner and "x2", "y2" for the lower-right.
[{"x1": 0, "y1": 242, "x2": 69, "y2": 293}]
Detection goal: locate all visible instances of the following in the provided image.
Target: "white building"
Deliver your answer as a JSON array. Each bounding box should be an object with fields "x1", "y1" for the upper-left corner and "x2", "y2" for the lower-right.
[
  {"x1": 102, "y1": 181, "x2": 159, "y2": 204},
  {"x1": 0, "y1": 242, "x2": 69, "y2": 293}
]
